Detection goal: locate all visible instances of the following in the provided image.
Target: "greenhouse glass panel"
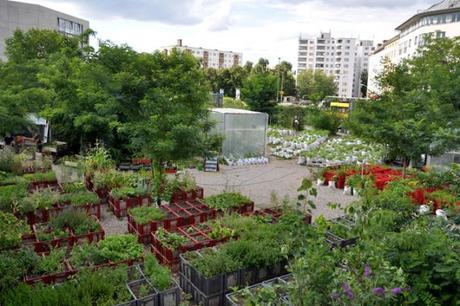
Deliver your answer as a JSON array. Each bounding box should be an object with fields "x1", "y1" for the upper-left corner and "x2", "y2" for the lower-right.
[{"x1": 209, "y1": 108, "x2": 268, "y2": 158}]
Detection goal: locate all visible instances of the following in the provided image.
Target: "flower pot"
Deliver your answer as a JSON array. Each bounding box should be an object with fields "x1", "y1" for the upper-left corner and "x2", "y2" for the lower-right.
[
  {"x1": 316, "y1": 178, "x2": 325, "y2": 186},
  {"x1": 328, "y1": 181, "x2": 336, "y2": 188},
  {"x1": 343, "y1": 186, "x2": 352, "y2": 195}
]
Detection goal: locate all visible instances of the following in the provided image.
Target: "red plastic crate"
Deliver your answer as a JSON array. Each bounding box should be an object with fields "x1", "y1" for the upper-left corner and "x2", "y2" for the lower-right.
[
  {"x1": 24, "y1": 259, "x2": 75, "y2": 285},
  {"x1": 28, "y1": 180, "x2": 62, "y2": 193},
  {"x1": 128, "y1": 201, "x2": 217, "y2": 244},
  {"x1": 108, "y1": 195, "x2": 152, "y2": 218},
  {"x1": 31, "y1": 217, "x2": 104, "y2": 253},
  {"x1": 151, "y1": 224, "x2": 229, "y2": 268},
  {"x1": 171, "y1": 187, "x2": 204, "y2": 203}
]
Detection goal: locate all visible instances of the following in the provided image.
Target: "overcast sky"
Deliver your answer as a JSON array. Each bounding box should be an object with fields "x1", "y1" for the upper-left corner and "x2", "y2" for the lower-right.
[{"x1": 20, "y1": 0, "x2": 435, "y2": 67}]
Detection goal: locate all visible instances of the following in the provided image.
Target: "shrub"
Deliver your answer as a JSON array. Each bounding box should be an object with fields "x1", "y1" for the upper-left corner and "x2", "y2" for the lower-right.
[{"x1": 309, "y1": 110, "x2": 342, "y2": 135}]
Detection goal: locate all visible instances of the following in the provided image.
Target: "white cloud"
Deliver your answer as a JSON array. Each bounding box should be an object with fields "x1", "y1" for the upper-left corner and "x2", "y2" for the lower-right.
[{"x1": 16, "y1": 0, "x2": 436, "y2": 69}]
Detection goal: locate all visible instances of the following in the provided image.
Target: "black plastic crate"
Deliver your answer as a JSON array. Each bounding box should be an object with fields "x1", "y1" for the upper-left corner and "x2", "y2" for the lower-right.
[
  {"x1": 179, "y1": 273, "x2": 225, "y2": 306},
  {"x1": 157, "y1": 280, "x2": 181, "y2": 306},
  {"x1": 127, "y1": 279, "x2": 158, "y2": 306}
]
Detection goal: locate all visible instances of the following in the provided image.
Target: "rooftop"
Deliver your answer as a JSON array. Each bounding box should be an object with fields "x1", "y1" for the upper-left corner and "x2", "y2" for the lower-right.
[
  {"x1": 210, "y1": 108, "x2": 264, "y2": 114},
  {"x1": 396, "y1": 0, "x2": 460, "y2": 30}
]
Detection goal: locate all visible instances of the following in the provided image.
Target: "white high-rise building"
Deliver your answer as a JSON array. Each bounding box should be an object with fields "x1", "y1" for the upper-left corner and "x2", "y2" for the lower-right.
[
  {"x1": 368, "y1": 0, "x2": 460, "y2": 95},
  {"x1": 161, "y1": 39, "x2": 242, "y2": 69},
  {"x1": 0, "y1": 0, "x2": 89, "y2": 61},
  {"x1": 297, "y1": 32, "x2": 374, "y2": 98}
]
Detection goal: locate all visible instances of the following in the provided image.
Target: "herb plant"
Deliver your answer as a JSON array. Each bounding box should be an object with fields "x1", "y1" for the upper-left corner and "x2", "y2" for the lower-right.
[
  {"x1": 129, "y1": 206, "x2": 165, "y2": 225},
  {"x1": 143, "y1": 254, "x2": 173, "y2": 291},
  {"x1": 203, "y1": 192, "x2": 251, "y2": 210}
]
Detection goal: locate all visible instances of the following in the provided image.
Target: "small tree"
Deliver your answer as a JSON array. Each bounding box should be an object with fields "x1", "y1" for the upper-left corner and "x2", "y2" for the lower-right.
[{"x1": 124, "y1": 49, "x2": 216, "y2": 204}]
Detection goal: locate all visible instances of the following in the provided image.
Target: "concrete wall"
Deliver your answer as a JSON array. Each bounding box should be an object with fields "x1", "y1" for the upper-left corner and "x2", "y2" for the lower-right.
[{"x1": 0, "y1": 0, "x2": 89, "y2": 61}]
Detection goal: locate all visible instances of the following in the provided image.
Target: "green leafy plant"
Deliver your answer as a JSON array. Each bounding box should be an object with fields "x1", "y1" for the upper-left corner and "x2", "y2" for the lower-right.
[
  {"x1": 60, "y1": 191, "x2": 98, "y2": 206},
  {"x1": 0, "y1": 183, "x2": 27, "y2": 212},
  {"x1": 61, "y1": 182, "x2": 87, "y2": 193},
  {"x1": 17, "y1": 190, "x2": 61, "y2": 214},
  {"x1": 111, "y1": 186, "x2": 148, "y2": 200},
  {"x1": 129, "y1": 206, "x2": 165, "y2": 225},
  {"x1": 32, "y1": 248, "x2": 66, "y2": 275},
  {"x1": 50, "y1": 211, "x2": 100, "y2": 235},
  {"x1": 143, "y1": 254, "x2": 173, "y2": 291},
  {"x1": 155, "y1": 228, "x2": 188, "y2": 250},
  {"x1": 23, "y1": 171, "x2": 56, "y2": 182},
  {"x1": 0, "y1": 212, "x2": 29, "y2": 249},
  {"x1": 83, "y1": 147, "x2": 114, "y2": 177},
  {"x1": 97, "y1": 234, "x2": 143, "y2": 262},
  {"x1": 203, "y1": 192, "x2": 251, "y2": 210},
  {"x1": 93, "y1": 170, "x2": 131, "y2": 190},
  {"x1": 70, "y1": 243, "x2": 106, "y2": 268}
]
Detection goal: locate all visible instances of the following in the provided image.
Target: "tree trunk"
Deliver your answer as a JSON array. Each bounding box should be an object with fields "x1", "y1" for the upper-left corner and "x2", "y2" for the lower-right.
[{"x1": 153, "y1": 161, "x2": 163, "y2": 207}]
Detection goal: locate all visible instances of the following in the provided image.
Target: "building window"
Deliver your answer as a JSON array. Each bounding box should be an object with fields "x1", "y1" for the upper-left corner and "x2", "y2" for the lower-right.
[{"x1": 58, "y1": 18, "x2": 83, "y2": 35}]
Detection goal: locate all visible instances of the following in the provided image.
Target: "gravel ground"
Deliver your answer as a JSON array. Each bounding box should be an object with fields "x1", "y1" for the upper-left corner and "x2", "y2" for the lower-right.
[
  {"x1": 99, "y1": 204, "x2": 129, "y2": 236},
  {"x1": 190, "y1": 158, "x2": 357, "y2": 221}
]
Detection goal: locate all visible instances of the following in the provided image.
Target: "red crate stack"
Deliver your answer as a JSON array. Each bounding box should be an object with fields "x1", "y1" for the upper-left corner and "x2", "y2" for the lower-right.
[{"x1": 108, "y1": 195, "x2": 152, "y2": 218}]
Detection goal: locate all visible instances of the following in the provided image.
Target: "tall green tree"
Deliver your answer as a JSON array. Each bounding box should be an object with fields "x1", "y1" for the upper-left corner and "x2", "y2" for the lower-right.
[
  {"x1": 123, "y1": 49, "x2": 219, "y2": 203},
  {"x1": 297, "y1": 69, "x2": 337, "y2": 101},
  {"x1": 347, "y1": 37, "x2": 460, "y2": 168}
]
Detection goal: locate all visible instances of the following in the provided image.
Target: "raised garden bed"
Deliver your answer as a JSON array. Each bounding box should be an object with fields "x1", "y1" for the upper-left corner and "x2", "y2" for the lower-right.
[
  {"x1": 128, "y1": 201, "x2": 217, "y2": 243},
  {"x1": 202, "y1": 192, "x2": 254, "y2": 214},
  {"x1": 109, "y1": 194, "x2": 152, "y2": 218},
  {"x1": 226, "y1": 274, "x2": 292, "y2": 306},
  {"x1": 171, "y1": 186, "x2": 204, "y2": 203},
  {"x1": 127, "y1": 206, "x2": 166, "y2": 243},
  {"x1": 151, "y1": 223, "x2": 233, "y2": 268},
  {"x1": 23, "y1": 249, "x2": 76, "y2": 285},
  {"x1": 31, "y1": 215, "x2": 104, "y2": 253},
  {"x1": 244, "y1": 208, "x2": 312, "y2": 224}
]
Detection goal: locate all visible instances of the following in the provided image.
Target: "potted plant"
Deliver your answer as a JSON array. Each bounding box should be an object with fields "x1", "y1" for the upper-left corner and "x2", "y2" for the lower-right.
[
  {"x1": 203, "y1": 192, "x2": 253, "y2": 214},
  {"x1": 127, "y1": 206, "x2": 165, "y2": 243}
]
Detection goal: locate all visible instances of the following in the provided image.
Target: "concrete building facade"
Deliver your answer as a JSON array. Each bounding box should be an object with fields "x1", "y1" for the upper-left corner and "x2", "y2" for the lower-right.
[
  {"x1": 368, "y1": 0, "x2": 460, "y2": 94},
  {"x1": 0, "y1": 0, "x2": 89, "y2": 61},
  {"x1": 297, "y1": 32, "x2": 374, "y2": 98},
  {"x1": 162, "y1": 39, "x2": 243, "y2": 69}
]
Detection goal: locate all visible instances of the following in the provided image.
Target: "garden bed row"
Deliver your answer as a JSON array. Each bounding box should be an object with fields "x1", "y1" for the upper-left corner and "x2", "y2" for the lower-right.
[{"x1": 128, "y1": 201, "x2": 217, "y2": 243}]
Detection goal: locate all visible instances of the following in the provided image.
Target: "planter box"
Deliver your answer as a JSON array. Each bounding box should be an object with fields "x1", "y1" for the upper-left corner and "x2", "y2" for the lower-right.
[
  {"x1": 109, "y1": 195, "x2": 152, "y2": 218},
  {"x1": 28, "y1": 180, "x2": 61, "y2": 193},
  {"x1": 171, "y1": 187, "x2": 204, "y2": 203},
  {"x1": 127, "y1": 278, "x2": 158, "y2": 306},
  {"x1": 156, "y1": 280, "x2": 181, "y2": 306},
  {"x1": 179, "y1": 273, "x2": 225, "y2": 306},
  {"x1": 151, "y1": 224, "x2": 229, "y2": 268},
  {"x1": 24, "y1": 260, "x2": 74, "y2": 285},
  {"x1": 32, "y1": 217, "x2": 104, "y2": 253}
]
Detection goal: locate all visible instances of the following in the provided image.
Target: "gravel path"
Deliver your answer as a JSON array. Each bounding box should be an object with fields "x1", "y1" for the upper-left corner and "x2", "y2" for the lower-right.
[{"x1": 190, "y1": 158, "x2": 356, "y2": 220}]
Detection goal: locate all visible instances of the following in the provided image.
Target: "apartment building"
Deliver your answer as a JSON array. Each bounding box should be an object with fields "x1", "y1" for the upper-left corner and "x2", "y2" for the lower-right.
[
  {"x1": 162, "y1": 39, "x2": 242, "y2": 69},
  {"x1": 0, "y1": 0, "x2": 89, "y2": 61},
  {"x1": 368, "y1": 0, "x2": 460, "y2": 94},
  {"x1": 297, "y1": 32, "x2": 374, "y2": 98}
]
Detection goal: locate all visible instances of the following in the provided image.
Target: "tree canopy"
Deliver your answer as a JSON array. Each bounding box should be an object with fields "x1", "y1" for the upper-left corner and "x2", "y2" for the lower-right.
[
  {"x1": 297, "y1": 69, "x2": 337, "y2": 102},
  {"x1": 347, "y1": 37, "x2": 460, "y2": 166}
]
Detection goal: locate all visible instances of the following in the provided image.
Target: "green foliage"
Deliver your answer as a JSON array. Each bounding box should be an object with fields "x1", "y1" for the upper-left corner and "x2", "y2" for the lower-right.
[
  {"x1": 50, "y1": 211, "x2": 100, "y2": 235},
  {"x1": 128, "y1": 206, "x2": 165, "y2": 225},
  {"x1": 222, "y1": 97, "x2": 249, "y2": 109},
  {"x1": 309, "y1": 110, "x2": 342, "y2": 135},
  {"x1": 0, "y1": 212, "x2": 29, "y2": 249},
  {"x1": 273, "y1": 105, "x2": 313, "y2": 130},
  {"x1": 297, "y1": 69, "x2": 337, "y2": 101},
  {"x1": 18, "y1": 190, "x2": 60, "y2": 214},
  {"x1": 23, "y1": 171, "x2": 56, "y2": 182},
  {"x1": 83, "y1": 147, "x2": 114, "y2": 177},
  {"x1": 0, "y1": 248, "x2": 38, "y2": 293},
  {"x1": 143, "y1": 254, "x2": 173, "y2": 291},
  {"x1": 0, "y1": 152, "x2": 24, "y2": 174},
  {"x1": 111, "y1": 186, "x2": 148, "y2": 200},
  {"x1": 155, "y1": 228, "x2": 188, "y2": 249},
  {"x1": 33, "y1": 248, "x2": 66, "y2": 275},
  {"x1": 97, "y1": 234, "x2": 143, "y2": 262},
  {"x1": 61, "y1": 182, "x2": 87, "y2": 193},
  {"x1": 0, "y1": 183, "x2": 27, "y2": 212},
  {"x1": 241, "y1": 71, "x2": 277, "y2": 115},
  {"x1": 93, "y1": 170, "x2": 130, "y2": 190},
  {"x1": 60, "y1": 191, "x2": 98, "y2": 206},
  {"x1": 203, "y1": 192, "x2": 251, "y2": 210},
  {"x1": 347, "y1": 37, "x2": 460, "y2": 166}
]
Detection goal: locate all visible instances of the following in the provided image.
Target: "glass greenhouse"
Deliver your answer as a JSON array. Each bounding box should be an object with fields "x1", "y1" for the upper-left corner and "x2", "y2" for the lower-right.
[{"x1": 209, "y1": 108, "x2": 268, "y2": 158}]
